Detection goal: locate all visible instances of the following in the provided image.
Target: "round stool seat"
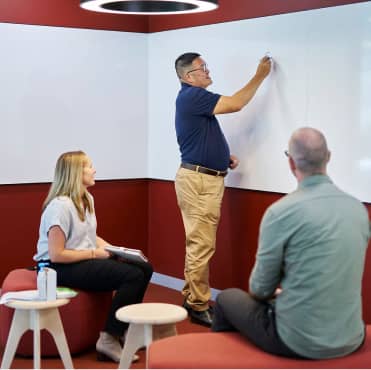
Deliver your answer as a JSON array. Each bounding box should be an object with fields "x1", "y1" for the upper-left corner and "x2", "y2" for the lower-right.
[
  {"x1": 116, "y1": 302, "x2": 187, "y2": 324},
  {"x1": 5, "y1": 298, "x2": 69, "y2": 310},
  {"x1": 116, "y1": 303, "x2": 187, "y2": 369}
]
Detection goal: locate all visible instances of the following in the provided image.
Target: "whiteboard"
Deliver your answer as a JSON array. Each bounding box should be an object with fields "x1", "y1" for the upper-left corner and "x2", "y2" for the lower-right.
[
  {"x1": 0, "y1": 24, "x2": 148, "y2": 183},
  {"x1": 148, "y1": 2, "x2": 371, "y2": 202}
]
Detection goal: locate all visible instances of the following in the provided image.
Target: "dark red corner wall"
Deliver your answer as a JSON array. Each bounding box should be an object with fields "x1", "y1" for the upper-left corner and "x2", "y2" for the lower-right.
[
  {"x1": 148, "y1": 0, "x2": 371, "y2": 32},
  {"x1": 0, "y1": 0, "x2": 369, "y2": 33},
  {"x1": 1, "y1": 179, "x2": 370, "y2": 322},
  {"x1": 0, "y1": 0, "x2": 148, "y2": 32},
  {"x1": 0, "y1": 180, "x2": 148, "y2": 277}
]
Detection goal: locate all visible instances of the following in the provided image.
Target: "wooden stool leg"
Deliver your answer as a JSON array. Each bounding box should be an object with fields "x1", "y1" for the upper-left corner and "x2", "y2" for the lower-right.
[
  {"x1": 30, "y1": 310, "x2": 41, "y2": 369},
  {"x1": 144, "y1": 324, "x2": 153, "y2": 369},
  {"x1": 119, "y1": 323, "x2": 146, "y2": 369},
  {"x1": 0, "y1": 309, "x2": 29, "y2": 370},
  {"x1": 40, "y1": 308, "x2": 74, "y2": 369}
]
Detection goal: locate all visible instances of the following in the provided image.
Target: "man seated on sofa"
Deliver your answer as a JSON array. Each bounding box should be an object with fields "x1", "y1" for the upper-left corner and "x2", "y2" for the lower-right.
[{"x1": 212, "y1": 127, "x2": 371, "y2": 359}]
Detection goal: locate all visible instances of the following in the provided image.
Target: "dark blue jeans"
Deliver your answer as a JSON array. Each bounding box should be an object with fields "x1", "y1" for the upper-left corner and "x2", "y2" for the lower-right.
[
  {"x1": 47, "y1": 258, "x2": 153, "y2": 337},
  {"x1": 211, "y1": 288, "x2": 304, "y2": 358}
]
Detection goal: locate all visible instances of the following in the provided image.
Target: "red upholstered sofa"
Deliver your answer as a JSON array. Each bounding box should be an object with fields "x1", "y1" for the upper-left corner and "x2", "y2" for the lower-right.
[
  {"x1": 0, "y1": 268, "x2": 113, "y2": 356},
  {"x1": 148, "y1": 328, "x2": 371, "y2": 368}
]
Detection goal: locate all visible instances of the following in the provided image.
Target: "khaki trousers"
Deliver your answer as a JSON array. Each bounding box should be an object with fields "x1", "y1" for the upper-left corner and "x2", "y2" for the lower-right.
[{"x1": 175, "y1": 167, "x2": 225, "y2": 311}]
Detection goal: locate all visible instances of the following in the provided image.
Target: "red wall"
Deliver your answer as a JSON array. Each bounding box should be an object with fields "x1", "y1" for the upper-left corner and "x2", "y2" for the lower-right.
[
  {"x1": 0, "y1": 0, "x2": 149, "y2": 32},
  {"x1": 148, "y1": 0, "x2": 371, "y2": 32},
  {"x1": 1, "y1": 179, "x2": 371, "y2": 323},
  {"x1": 148, "y1": 180, "x2": 279, "y2": 290},
  {"x1": 0, "y1": 0, "x2": 368, "y2": 33},
  {"x1": 0, "y1": 179, "x2": 148, "y2": 279},
  {"x1": 0, "y1": 183, "x2": 46, "y2": 272}
]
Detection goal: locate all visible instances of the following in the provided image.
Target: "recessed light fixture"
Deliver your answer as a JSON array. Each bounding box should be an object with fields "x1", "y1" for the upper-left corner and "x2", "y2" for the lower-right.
[{"x1": 80, "y1": 0, "x2": 218, "y2": 15}]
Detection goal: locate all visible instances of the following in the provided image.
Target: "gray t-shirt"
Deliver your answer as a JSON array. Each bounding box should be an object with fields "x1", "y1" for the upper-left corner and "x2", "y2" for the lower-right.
[
  {"x1": 250, "y1": 175, "x2": 370, "y2": 359},
  {"x1": 34, "y1": 195, "x2": 97, "y2": 261}
]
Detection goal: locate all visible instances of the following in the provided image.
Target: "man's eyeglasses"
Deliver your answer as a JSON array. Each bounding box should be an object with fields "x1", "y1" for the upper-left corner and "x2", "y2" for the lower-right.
[{"x1": 187, "y1": 63, "x2": 208, "y2": 75}]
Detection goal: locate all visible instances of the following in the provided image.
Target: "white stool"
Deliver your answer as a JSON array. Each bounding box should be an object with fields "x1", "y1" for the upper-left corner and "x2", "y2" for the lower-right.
[
  {"x1": 116, "y1": 302, "x2": 187, "y2": 369},
  {"x1": 0, "y1": 299, "x2": 73, "y2": 369}
]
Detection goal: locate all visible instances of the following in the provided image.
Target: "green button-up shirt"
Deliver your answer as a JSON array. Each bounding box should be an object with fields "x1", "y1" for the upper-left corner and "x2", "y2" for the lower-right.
[{"x1": 250, "y1": 175, "x2": 370, "y2": 359}]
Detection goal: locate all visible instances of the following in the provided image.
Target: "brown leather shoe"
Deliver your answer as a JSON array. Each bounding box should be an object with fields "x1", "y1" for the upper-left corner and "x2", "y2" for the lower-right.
[{"x1": 182, "y1": 299, "x2": 192, "y2": 311}]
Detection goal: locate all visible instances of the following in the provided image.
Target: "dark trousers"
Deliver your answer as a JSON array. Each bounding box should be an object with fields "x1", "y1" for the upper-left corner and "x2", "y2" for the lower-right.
[
  {"x1": 211, "y1": 288, "x2": 304, "y2": 358},
  {"x1": 49, "y1": 258, "x2": 153, "y2": 337}
]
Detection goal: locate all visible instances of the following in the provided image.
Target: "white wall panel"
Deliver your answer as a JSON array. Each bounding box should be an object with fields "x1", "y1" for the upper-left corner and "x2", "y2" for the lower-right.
[
  {"x1": 148, "y1": 2, "x2": 371, "y2": 202},
  {"x1": 0, "y1": 24, "x2": 148, "y2": 183}
]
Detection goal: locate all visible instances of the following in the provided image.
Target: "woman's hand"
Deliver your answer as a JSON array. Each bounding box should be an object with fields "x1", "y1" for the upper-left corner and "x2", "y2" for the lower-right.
[
  {"x1": 94, "y1": 247, "x2": 110, "y2": 259},
  {"x1": 95, "y1": 236, "x2": 112, "y2": 259}
]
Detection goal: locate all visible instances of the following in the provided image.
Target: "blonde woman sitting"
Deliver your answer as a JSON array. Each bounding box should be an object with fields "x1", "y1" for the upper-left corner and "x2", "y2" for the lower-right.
[{"x1": 34, "y1": 151, "x2": 153, "y2": 363}]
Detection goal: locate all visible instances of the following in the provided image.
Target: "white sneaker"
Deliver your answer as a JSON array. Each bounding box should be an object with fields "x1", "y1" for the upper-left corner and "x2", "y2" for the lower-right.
[
  {"x1": 96, "y1": 331, "x2": 122, "y2": 363},
  {"x1": 97, "y1": 331, "x2": 139, "y2": 363}
]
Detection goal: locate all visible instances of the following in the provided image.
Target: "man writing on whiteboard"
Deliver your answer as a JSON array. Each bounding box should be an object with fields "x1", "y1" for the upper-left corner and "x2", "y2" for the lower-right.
[
  {"x1": 212, "y1": 127, "x2": 370, "y2": 358},
  {"x1": 174, "y1": 52, "x2": 271, "y2": 326}
]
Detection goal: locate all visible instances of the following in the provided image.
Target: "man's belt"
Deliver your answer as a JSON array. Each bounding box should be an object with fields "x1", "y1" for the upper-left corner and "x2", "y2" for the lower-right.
[{"x1": 181, "y1": 163, "x2": 228, "y2": 177}]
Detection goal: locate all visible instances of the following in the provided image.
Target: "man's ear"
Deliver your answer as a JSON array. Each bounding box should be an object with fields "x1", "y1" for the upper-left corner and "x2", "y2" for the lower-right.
[
  {"x1": 289, "y1": 156, "x2": 296, "y2": 173},
  {"x1": 327, "y1": 150, "x2": 331, "y2": 163},
  {"x1": 181, "y1": 73, "x2": 192, "y2": 84}
]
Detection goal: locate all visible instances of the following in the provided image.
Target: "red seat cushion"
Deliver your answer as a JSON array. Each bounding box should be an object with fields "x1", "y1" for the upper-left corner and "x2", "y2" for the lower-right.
[
  {"x1": 0, "y1": 268, "x2": 112, "y2": 356},
  {"x1": 148, "y1": 328, "x2": 371, "y2": 368}
]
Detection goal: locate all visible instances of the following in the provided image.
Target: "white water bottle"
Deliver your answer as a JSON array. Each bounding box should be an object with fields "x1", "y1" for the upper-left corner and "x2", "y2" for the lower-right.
[
  {"x1": 37, "y1": 264, "x2": 47, "y2": 300},
  {"x1": 46, "y1": 267, "x2": 57, "y2": 300}
]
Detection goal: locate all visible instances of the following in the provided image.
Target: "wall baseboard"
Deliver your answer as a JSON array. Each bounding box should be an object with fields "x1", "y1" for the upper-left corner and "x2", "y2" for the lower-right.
[{"x1": 150, "y1": 272, "x2": 221, "y2": 301}]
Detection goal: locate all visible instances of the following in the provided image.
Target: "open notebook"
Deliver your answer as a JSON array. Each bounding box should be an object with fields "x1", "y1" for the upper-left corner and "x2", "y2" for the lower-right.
[
  {"x1": 0, "y1": 287, "x2": 78, "y2": 304},
  {"x1": 105, "y1": 246, "x2": 148, "y2": 263}
]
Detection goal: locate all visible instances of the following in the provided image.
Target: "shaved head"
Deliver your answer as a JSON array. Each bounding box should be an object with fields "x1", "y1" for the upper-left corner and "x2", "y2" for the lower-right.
[{"x1": 288, "y1": 127, "x2": 330, "y2": 175}]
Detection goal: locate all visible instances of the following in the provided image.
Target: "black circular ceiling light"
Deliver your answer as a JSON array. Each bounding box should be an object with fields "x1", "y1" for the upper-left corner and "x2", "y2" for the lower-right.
[{"x1": 80, "y1": 0, "x2": 218, "y2": 15}]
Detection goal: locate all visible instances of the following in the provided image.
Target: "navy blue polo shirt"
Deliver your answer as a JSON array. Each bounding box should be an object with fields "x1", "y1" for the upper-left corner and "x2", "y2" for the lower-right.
[{"x1": 175, "y1": 83, "x2": 230, "y2": 171}]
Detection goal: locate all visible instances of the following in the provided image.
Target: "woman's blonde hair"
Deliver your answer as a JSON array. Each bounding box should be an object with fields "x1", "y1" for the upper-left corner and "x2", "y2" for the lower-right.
[{"x1": 43, "y1": 151, "x2": 94, "y2": 221}]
